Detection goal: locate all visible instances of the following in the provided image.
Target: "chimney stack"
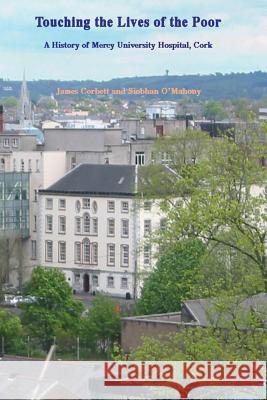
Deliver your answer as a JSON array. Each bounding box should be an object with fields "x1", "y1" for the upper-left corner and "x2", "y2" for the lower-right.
[{"x1": 0, "y1": 105, "x2": 4, "y2": 133}]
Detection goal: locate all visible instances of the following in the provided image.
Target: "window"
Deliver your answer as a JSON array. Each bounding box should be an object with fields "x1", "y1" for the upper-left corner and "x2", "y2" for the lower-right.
[
  {"x1": 91, "y1": 243, "x2": 98, "y2": 264},
  {"x1": 92, "y1": 218, "x2": 98, "y2": 235},
  {"x1": 28, "y1": 159, "x2": 32, "y2": 171},
  {"x1": 107, "y1": 200, "x2": 115, "y2": 213},
  {"x1": 12, "y1": 138, "x2": 18, "y2": 148},
  {"x1": 13, "y1": 159, "x2": 16, "y2": 171},
  {"x1": 144, "y1": 201, "x2": 152, "y2": 211},
  {"x1": 45, "y1": 215, "x2": 53, "y2": 233},
  {"x1": 160, "y1": 218, "x2": 167, "y2": 231},
  {"x1": 3, "y1": 139, "x2": 9, "y2": 148},
  {"x1": 31, "y1": 240, "x2": 37, "y2": 260},
  {"x1": 83, "y1": 213, "x2": 90, "y2": 233},
  {"x1": 83, "y1": 239, "x2": 90, "y2": 264},
  {"x1": 107, "y1": 218, "x2": 115, "y2": 236},
  {"x1": 46, "y1": 198, "x2": 53, "y2": 210},
  {"x1": 144, "y1": 219, "x2": 152, "y2": 236},
  {"x1": 121, "y1": 245, "x2": 129, "y2": 267},
  {"x1": 92, "y1": 275, "x2": 99, "y2": 287},
  {"x1": 36, "y1": 159, "x2": 40, "y2": 172},
  {"x1": 34, "y1": 189, "x2": 38, "y2": 202},
  {"x1": 135, "y1": 151, "x2": 145, "y2": 165},
  {"x1": 33, "y1": 215, "x2": 37, "y2": 232},
  {"x1": 121, "y1": 277, "x2": 128, "y2": 289},
  {"x1": 107, "y1": 244, "x2": 115, "y2": 266},
  {"x1": 58, "y1": 216, "x2": 66, "y2": 234},
  {"x1": 107, "y1": 276, "x2": 114, "y2": 288},
  {"x1": 144, "y1": 244, "x2": 151, "y2": 266},
  {"x1": 45, "y1": 241, "x2": 53, "y2": 262},
  {"x1": 58, "y1": 241, "x2": 66, "y2": 263},
  {"x1": 20, "y1": 159, "x2": 25, "y2": 171},
  {"x1": 121, "y1": 219, "x2": 129, "y2": 238},
  {"x1": 75, "y1": 200, "x2": 81, "y2": 213},
  {"x1": 71, "y1": 156, "x2": 76, "y2": 169},
  {"x1": 75, "y1": 273, "x2": 80, "y2": 284},
  {"x1": 75, "y1": 217, "x2": 81, "y2": 234},
  {"x1": 0, "y1": 159, "x2": 5, "y2": 172},
  {"x1": 121, "y1": 201, "x2": 129, "y2": 213},
  {"x1": 92, "y1": 200, "x2": 98, "y2": 213},
  {"x1": 83, "y1": 198, "x2": 90, "y2": 209},
  {"x1": 74, "y1": 242, "x2": 82, "y2": 263},
  {"x1": 59, "y1": 199, "x2": 66, "y2": 209}
]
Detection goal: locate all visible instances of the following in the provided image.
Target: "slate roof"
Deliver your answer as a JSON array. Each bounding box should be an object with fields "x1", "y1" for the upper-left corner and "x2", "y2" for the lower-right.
[
  {"x1": 39, "y1": 164, "x2": 136, "y2": 196},
  {"x1": 183, "y1": 293, "x2": 267, "y2": 328}
]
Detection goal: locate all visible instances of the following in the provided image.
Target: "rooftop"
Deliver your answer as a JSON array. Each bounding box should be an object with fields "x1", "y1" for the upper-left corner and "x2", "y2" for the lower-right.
[{"x1": 40, "y1": 164, "x2": 136, "y2": 197}]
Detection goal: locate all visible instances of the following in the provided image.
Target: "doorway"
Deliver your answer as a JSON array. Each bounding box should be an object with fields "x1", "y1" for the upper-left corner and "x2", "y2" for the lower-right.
[{"x1": 83, "y1": 273, "x2": 90, "y2": 292}]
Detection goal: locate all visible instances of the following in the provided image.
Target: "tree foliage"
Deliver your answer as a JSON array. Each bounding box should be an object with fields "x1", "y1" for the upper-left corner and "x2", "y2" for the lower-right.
[
  {"x1": 22, "y1": 267, "x2": 84, "y2": 351},
  {"x1": 80, "y1": 294, "x2": 121, "y2": 354},
  {"x1": 0, "y1": 310, "x2": 24, "y2": 353},
  {"x1": 137, "y1": 240, "x2": 206, "y2": 314}
]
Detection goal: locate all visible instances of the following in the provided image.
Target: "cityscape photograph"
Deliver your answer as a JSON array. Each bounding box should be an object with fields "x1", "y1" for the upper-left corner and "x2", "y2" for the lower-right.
[{"x1": 0, "y1": 0, "x2": 266, "y2": 399}]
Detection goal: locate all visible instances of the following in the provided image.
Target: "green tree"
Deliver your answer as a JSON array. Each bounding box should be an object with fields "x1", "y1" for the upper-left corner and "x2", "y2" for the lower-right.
[
  {"x1": 203, "y1": 101, "x2": 227, "y2": 121},
  {"x1": 137, "y1": 240, "x2": 206, "y2": 315},
  {"x1": 80, "y1": 294, "x2": 120, "y2": 354},
  {"x1": 3, "y1": 97, "x2": 18, "y2": 108},
  {"x1": 0, "y1": 310, "x2": 24, "y2": 353},
  {"x1": 139, "y1": 129, "x2": 267, "y2": 290},
  {"x1": 22, "y1": 267, "x2": 84, "y2": 351}
]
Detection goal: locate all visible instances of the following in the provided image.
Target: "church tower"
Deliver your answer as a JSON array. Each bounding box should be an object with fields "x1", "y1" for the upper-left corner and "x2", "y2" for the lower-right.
[{"x1": 17, "y1": 71, "x2": 34, "y2": 128}]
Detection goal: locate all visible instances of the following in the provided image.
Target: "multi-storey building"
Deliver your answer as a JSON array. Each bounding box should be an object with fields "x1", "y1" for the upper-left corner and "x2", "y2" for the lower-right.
[{"x1": 38, "y1": 164, "x2": 139, "y2": 298}]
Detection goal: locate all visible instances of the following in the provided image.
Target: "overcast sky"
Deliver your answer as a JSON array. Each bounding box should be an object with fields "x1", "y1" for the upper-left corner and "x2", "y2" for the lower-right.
[{"x1": 0, "y1": 0, "x2": 266, "y2": 80}]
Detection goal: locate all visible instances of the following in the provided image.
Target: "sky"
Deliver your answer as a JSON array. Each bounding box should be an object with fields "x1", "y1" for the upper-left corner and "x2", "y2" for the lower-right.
[{"x1": 0, "y1": 0, "x2": 266, "y2": 81}]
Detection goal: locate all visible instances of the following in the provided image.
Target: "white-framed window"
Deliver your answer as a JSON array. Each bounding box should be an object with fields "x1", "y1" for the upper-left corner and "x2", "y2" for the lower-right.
[
  {"x1": 28, "y1": 159, "x2": 32, "y2": 171},
  {"x1": 34, "y1": 189, "x2": 38, "y2": 202},
  {"x1": 75, "y1": 273, "x2": 80, "y2": 284},
  {"x1": 3, "y1": 138, "x2": 10, "y2": 148},
  {"x1": 121, "y1": 277, "x2": 128, "y2": 289},
  {"x1": 36, "y1": 159, "x2": 40, "y2": 172},
  {"x1": 33, "y1": 215, "x2": 37, "y2": 232},
  {"x1": 0, "y1": 158, "x2": 5, "y2": 172},
  {"x1": 144, "y1": 201, "x2": 152, "y2": 211},
  {"x1": 92, "y1": 200, "x2": 98, "y2": 214},
  {"x1": 0, "y1": 210, "x2": 4, "y2": 229},
  {"x1": 91, "y1": 243, "x2": 98, "y2": 264},
  {"x1": 31, "y1": 240, "x2": 37, "y2": 260},
  {"x1": 135, "y1": 151, "x2": 145, "y2": 165},
  {"x1": 71, "y1": 156, "x2": 76, "y2": 169},
  {"x1": 121, "y1": 245, "x2": 129, "y2": 267},
  {"x1": 121, "y1": 219, "x2": 129, "y2": 238},
  {"x1": 107, "y1": 276, "x2": 114, "y2": 288},
  {"x1": 107, "y1": 200, "x2": 115, "y2": 213},
  {"x1": 46, "y1": 198, "x2": 53, "y2": 210},
  {"x1": 83, "y1": 239, "x2": 90, "y2": 264},
  {"x1": 107, "y1": 243, "x2": 115, "y2": 266},
  {"x1": 20, "y1": 159, "x2": 25, "y2": 171},
  {"x1": 121, "y1": 201, "x2": 129, "y2": 213},
  {"x1": 107, "y1": 218, "x2": 115, "y2": 236},
  {"x1": 144, "y1": 244, "x2": 151, "y2": 266},
  {"x1": 83, "y1": 198, "x2": 90, "y2": 209},
  {"x1": 12, "y1": 138, "x2": 18, "y2": 148},
  {"x1": 45, "y1": 240, "x2": 53, "y2": 262},
  {"x1": 75, "y1": 200, "x2": 81, "y2": 213},
  {"x1": 58, "y1": 215, "x2": 66, "y2": 234},
  {"x1": 144, "y1": 219, "x2": 152, "y2": 236},
  {"x1": 59, "y1": 199, "x2": 66, "y2": 209},
  {"x1": 160, "y1": 218, "x2": 167, "y2": 231},
  {"x1": 75, "y1": 217, "x2": 81, "y2": 234},
  {"x1": 83, "y1": 213, "x2": 90, "y2": 233},
  {"x1": 45, "y1": 215, "x2": 53, "y2": 233},
  {"x1": 92, "y1": 275, "x2": 99, "y2": 287},
  {"x1": 58, "y1": 241, "x2": 66, "y2": 263},
  {"x1": 92, "y1": 218, "x2": 98, "y2": 235},
  {"x1": 74, "y1": 242, "x2": 82, "y2": 263}
]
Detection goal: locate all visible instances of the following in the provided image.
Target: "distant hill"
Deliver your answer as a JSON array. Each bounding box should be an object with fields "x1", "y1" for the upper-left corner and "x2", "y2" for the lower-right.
[{"x1": 1, "y1": 71, "x2": 267, "y2": 101}]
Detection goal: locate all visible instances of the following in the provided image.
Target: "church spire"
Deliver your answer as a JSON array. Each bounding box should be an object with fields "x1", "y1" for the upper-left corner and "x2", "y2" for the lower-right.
[{"x1": 18, "y1": 71, "x2": 33, "y2": 128}]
